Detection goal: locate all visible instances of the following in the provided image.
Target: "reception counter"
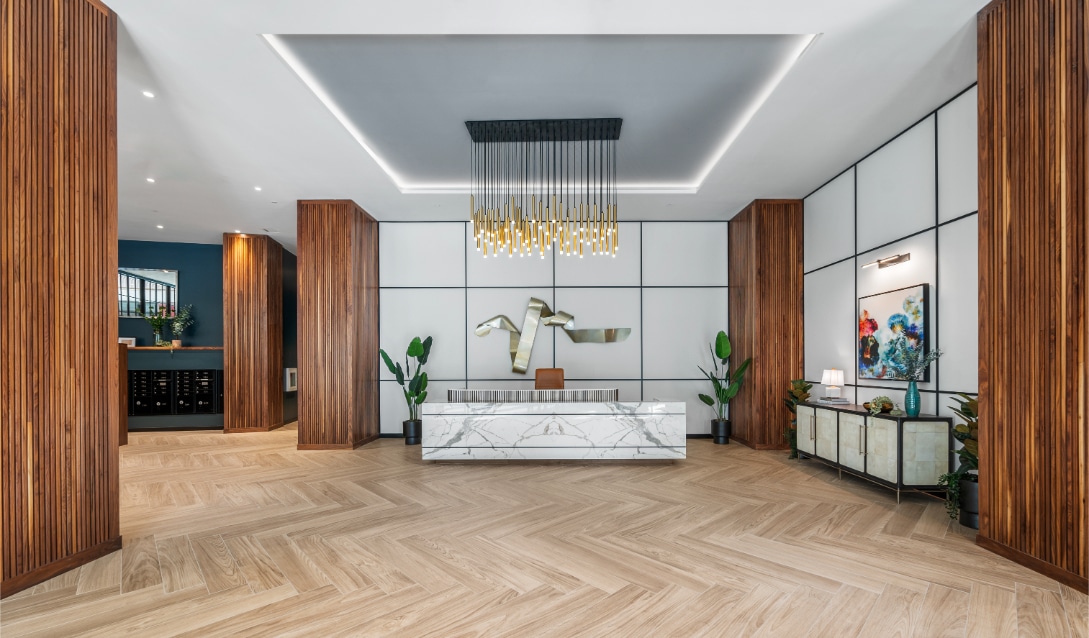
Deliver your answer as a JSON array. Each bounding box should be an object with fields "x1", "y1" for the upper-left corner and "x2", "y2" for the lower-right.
[{"x1": 421, "y1": 400, "x2": 686, "y2": 460}]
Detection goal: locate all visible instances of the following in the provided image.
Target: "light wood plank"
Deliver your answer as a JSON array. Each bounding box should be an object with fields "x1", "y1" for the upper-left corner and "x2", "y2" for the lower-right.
[
  {"x1": 966, "y1": 583, "x2": 1017, "y2": 638},
  {"x1": 155, "y1": 535, "x2": 205, "y2": 593},
  {"x1": 120, "y1": 535, "x2": 162, "y2": 594},
  {"x1": 191, "y1": 535, "x2": 247, "y2": 594}
]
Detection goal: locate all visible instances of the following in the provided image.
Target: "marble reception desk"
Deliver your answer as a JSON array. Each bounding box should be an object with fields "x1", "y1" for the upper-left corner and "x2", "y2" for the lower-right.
[{"x1": 421, "y1": 401, "x2": 686, "y2": 460}]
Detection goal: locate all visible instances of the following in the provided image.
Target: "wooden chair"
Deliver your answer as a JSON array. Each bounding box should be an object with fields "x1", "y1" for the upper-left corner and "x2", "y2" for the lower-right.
[{"x1": 535, "y1": 368, "x2": 565, "y2": 390}]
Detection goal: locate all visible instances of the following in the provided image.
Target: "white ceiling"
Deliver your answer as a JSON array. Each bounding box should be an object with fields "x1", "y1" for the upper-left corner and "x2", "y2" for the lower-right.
[{"x1": 109, "y1": 0, "x2": 986, "y2": 252}]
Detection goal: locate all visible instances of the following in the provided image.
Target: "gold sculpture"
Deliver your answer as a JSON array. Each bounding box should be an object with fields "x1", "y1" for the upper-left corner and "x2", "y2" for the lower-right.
[{"x1": 476, "y1": 297, "x2": 630, "y2": 373}]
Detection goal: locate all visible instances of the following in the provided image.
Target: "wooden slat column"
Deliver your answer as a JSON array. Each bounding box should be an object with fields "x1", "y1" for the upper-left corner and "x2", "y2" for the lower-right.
[
  {"x1": 977, "y1": 0, "x2": 1087, "y2": 592},
  {"x1": 222, "y1": 234, "x2": 284, "y2": 432},
  {"x1": 296, "y1": 200, "x2": 380, "y2": 450},
  {"x1": 1, "y1": 0, "x2": 121, "y2": 597},
  {"x1": 728, "y1": 199, "x2": 804, "y2": 449}
]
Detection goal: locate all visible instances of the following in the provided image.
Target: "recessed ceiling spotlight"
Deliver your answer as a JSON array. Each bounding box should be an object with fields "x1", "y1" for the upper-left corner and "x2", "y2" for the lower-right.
[
  {"x1": 146, "y1": 177, "x2": 155, "y2": 183},
  {"x1": 156, "y1": 224, "x2": 164, "y2": 229},
  {"x1": 254, "y1": 186, "x2": 262, "y2": 191},
  {"x1": 234, "y1": 229, "x2": 242, "y2": 233},
  {"x1": 142, "y1": 90, "x2": 155, "y2": 98},
  {"x1": 270, "y1": 201, "x2": 278, "y2": 204}
]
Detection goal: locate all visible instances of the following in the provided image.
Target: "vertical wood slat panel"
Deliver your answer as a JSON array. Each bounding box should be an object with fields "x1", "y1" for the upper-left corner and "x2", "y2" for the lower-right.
[
  {"x1": 728, "y1": 199, "x2": 805, "y2": 449},
  {"x1": 1, "y1": 0, "x2": 121, "y2": 599},
  {"x1": 977, "y1": 0, "x2": 1087, "y2": 593},
  {"x1": 222, "y1": 233, "x2": 284, "y2": 432},
  {"x1": 296, "y1": 200, "x2": 380, "y2": 450}
]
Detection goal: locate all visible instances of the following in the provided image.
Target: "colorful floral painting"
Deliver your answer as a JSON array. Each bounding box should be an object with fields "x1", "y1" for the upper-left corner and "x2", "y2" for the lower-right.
[{"x1": 858, "y1": 284, "x2": 930, "y2": 381}]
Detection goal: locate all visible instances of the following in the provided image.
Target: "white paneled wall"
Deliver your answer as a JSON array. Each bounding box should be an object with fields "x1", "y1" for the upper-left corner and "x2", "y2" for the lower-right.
[
  {"x1": 379, "y1": 221, "x2": 730, "y2": 435},
  {"x1": 803, "y1": 85, "x2": 979, "y2": 413}
]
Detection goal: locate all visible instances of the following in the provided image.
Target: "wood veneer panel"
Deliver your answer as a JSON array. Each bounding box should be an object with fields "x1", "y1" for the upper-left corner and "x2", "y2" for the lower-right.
[
  {"x1": 977, "y1": 0, "x2": 1087, "y2": 592},
  {"x1": 222, "y1": 234, "x2": 284, "y2": 432},
  {"x1": 1, "y1": 0, "x2": 120, "y2": 597},
  {"x1": 296, "y1": 200, "x2": 380, "y2": 449},
  {"x1": 728, "y1": 200, "x2": 804, "y2": 450}
]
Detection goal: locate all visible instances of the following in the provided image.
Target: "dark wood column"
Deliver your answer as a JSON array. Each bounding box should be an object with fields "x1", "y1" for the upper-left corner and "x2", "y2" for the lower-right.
[
  {"x1": 1, "y1": 0, "x2": 121, "y2": 597},
  {"x1": 977, "y1": 0, "x2": 1087, "y2": 592},
  {"x1": 296, "y1": 200, "x2": 380, "y2": 449},
  {"x1": 727, "y1": 200, "x2": 804, "y2": 450},
  {"x1": 222, "y1": 233, "x2": 285, "y2": 432}
]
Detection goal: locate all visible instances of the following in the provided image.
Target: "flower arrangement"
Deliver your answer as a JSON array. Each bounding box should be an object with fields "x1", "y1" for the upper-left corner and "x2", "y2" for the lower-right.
[
  {"x1": 171, "y1": 305, "x2": 195, "y2": 338},
  {"x1": 138, "y1": 304, "x2": 175, "y2": 344},
  {"x1": 890, "y1": 333, "x2": 943, "y2": 381}
]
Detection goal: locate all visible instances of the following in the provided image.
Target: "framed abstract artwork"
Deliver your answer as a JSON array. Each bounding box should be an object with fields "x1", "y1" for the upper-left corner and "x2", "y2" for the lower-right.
[{"x1": 857, "y1": 284, "x2": 930, "y2": 381}]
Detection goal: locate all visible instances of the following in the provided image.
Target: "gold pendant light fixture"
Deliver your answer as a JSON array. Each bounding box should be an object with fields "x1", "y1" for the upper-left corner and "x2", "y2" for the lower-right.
[{"x1": 466, "y1": 119, "x2": 621, "y2": 259}]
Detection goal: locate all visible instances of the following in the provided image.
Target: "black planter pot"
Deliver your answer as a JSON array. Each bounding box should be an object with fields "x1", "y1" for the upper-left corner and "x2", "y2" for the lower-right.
[
  {"x1": 403, "y1": 419, "x2": 422, "y2": 446},
  {"x1": 711, "y1": 419, "x2": 731, "y2": 445},
  {"x1": 959, "y1": 477, "x2": 980, "y2": 529}
]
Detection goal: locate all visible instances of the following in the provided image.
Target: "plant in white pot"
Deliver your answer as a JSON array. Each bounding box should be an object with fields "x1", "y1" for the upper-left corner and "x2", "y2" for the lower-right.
[
  {"x1": 698, "y1": 330, "x2": 751, "y2": 445},
  {"x1": 380, "y1": 336, "x2": 432, "y2": 445}
]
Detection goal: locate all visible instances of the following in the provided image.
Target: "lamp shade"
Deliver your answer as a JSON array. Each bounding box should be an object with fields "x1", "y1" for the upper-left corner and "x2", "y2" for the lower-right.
[{"x1": 821, "y1": 369, "x2": 844, "y2": 386}]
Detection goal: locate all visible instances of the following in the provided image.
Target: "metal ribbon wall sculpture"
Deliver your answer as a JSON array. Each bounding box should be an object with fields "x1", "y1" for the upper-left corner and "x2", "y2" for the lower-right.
[{"x1": 475, "y1": 297, "x2": 630, "y2": 373}]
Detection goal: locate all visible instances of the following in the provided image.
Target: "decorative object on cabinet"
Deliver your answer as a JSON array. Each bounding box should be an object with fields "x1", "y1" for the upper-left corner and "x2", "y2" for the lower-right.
[
  {"x1": 118, "y1": 337, "x2": 135, "y2": 347},
  {"x1": 938, "y1": 393, "x2": 980, "y2": 528},
  {"x1": 857, "y1": 284, "x2": 930, "y2": 381},
  {"x1": 819, "y1": 369, "x2": 845, "y2": 398},
  {"x1": 795, "y1": 401, "x2": 952, "y2": 502},
  {"x1": 697, "y1": 330, "x2": 752, "y2": 445},
  {"x1": 890, "y1": 333, "x2": 944, "y2": 417},
  {"x1": 783, "y1": 379, "x2": 813, "y2": 459},
  {"x1": 380, "y1": 336, "x2": 432, "y2": 445},
  {"x1": 169, "y1": 304, "x2": 195, "y2": 347},
  {"x1": 865, "y1": 396, "x2": 894, "y2": 415},
  {"x1": 476, "y1": 297, "x2": 630, "y2": 373}
]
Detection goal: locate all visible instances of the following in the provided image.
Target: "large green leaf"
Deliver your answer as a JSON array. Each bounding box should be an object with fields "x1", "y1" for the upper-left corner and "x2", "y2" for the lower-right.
[
  {"x1": 418, "y1": 371, "x2": 428, "y2": 394},
  {"x1": 419, "y1": 336, "x2": 433, "y2": 365},
  {"x1": 379, "y1": 350, "x2": 398, "y2": 376},
  {"x1": 393, "y1": 362, "x2": 404, "y2": 386},
  {"x1": 407, "y1": 336, "x2": 424, "y2": 358},
  {"x1": 714, "y1": 331, "x2": 731, "y2": 361},
  {"x1": 732, "y1": 358, "x2": 752, "y2": 383},
  {"x1": 698, "y1": 393, "x2": 715, "y2": 406},
  {"x1": 415, "y1": 391, "x2": 428, "y2": 404}
]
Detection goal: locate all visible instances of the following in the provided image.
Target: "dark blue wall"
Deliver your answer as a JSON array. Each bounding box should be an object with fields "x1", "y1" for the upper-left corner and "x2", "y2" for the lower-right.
[{"x1": 118, "y1": 240, "x2": 223, "y2": 346}]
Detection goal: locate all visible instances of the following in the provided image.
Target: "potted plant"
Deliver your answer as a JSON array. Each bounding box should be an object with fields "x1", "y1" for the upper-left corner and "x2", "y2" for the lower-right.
[
  {"x1": 380, "y1": 336, "x2": 432, "y2": 445},
  {"x1": 783, "y1": 379, "x2": 812, "y2": 458},
  {"x1": 890, "y1": 334, "x2": 943, "y2": 417},
  {"x1": 138, "y1": 303, "x2": 175, "y2": 346},
  {"x1": 170, "y1": 305, "x2": 194, "y2": 347},
  {"x1": 938, "y1": 393, "x2": 979, "y2": 528},
  {"x1": 697, "y1": 330, "x2": 752, "y2": 445}
]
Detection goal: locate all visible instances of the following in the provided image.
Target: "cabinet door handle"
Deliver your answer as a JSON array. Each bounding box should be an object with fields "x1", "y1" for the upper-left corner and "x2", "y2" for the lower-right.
[
  {"x1": 858, "y1": 423, "x2": 863, "y2": 451},
  {"x1": 810, "y1": 415, "x2": 815, "y2": 440}
]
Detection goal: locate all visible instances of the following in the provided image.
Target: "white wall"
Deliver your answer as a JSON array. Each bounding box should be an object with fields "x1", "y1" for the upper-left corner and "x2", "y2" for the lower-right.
[
  {"x1": 803, "y1": 86, "x2": 978, "y2": 412},
  {"x1": 378, "y1": 220, "x2": 729, "y2": 435}
]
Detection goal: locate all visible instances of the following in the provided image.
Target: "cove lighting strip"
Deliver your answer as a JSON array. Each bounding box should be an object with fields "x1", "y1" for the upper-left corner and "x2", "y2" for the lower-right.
[{"x1": 263, "y1": 33, "x2": 817, "y2": 195}]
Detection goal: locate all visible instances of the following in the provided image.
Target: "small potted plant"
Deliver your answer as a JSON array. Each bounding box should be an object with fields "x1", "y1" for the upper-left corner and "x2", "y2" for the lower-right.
[
  {"x1": 783, "y1": 379, "x2": 812, "y2": 458},
  {"x1": 890, "y1": 334, "x2": 943, "y2": 417},
  {"x1": 698, "y1": 330, "x2": 751, "y2": 445},
  {"x1": 170, "y1": 305, "x2": 195, "y2": 347},
  {"x1": 938, "y1": 393, "x2": 979, "y2": 528},
  {"x1": 138, "y1": 304, "x2": 174, "y2": 346},
  {"x1": 380, "y1": 336, "x2": 432, "y2": 445},
  {"x1": 864, "y1": 395, "x2": 894, "y2": 415}
]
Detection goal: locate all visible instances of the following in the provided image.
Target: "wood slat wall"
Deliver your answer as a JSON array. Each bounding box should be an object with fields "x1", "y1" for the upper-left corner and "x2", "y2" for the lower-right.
[
  {"x1": 223, "y1": 234, "x2": 284, "y2": 432},
  {"x1": 296, "y1": 200, "x2": 380, "y2": 450},
  {"x1": 1, "y1": 0, "x2": 121, "y2": 598},
  {"x1": 977, "y1": 0, "x2": 1087, "y2": 592},
  {"x1": 728, "y1": 200, "x2": 805, "y2": 450}
]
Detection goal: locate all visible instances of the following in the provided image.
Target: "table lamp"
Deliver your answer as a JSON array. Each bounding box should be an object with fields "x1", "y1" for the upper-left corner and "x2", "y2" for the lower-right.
[{"x1": 821, "y1": 369, "x2": 845, "y2": 399}]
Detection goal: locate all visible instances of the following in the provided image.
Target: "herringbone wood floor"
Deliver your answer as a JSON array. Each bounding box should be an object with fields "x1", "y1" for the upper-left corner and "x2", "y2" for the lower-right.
[{"x1": 2, "y1": 424, "x2": 1085, "y2": 637}]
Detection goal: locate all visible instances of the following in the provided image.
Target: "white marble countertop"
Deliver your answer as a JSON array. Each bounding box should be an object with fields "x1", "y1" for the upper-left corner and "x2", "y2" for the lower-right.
[{"x1": 422, "y1": 401, "x2": 686, "y2": 417}]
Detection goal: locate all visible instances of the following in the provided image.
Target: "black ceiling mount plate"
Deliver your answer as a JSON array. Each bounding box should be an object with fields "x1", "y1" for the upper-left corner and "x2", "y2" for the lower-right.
[{"x1": 465, "y1": 118, "x2": 623, "y2": 143}]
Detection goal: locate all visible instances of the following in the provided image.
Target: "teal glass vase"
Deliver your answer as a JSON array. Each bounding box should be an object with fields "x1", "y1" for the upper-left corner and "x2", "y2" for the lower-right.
[{"x1": 905, "y1": 380, "x2": 921, "y2": 417}]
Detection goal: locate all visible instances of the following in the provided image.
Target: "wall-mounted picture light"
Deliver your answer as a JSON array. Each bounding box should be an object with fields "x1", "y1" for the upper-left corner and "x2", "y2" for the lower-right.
[{"x1": 861, "y1": 253, "x2": 911, "y2": 269}]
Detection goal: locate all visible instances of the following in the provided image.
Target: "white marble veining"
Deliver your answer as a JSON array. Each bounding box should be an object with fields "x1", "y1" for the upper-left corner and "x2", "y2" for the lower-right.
[{"x1": 421, "y1": 401, "x2": 686, "y2": 460}]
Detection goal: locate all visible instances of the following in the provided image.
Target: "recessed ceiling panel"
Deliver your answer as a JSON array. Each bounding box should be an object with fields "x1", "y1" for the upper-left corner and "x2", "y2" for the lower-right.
[{"x1": 275, "y1": 35, "x2": 808, "y2": 188}]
